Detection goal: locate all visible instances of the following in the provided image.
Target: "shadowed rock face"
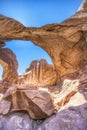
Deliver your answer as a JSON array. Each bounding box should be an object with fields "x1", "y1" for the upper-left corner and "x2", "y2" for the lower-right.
[
  {"x1": 0, "y1": 48, "x2": 18, "y2": 83},
  {"x1": 0, "y1": 112, "x2": 33, "y2": 130},
  {"x1": 0, "y1": 103, "x2": 87, "y2": 130}
]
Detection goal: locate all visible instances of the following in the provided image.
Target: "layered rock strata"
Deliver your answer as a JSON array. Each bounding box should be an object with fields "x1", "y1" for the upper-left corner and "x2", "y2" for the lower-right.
[{"x1": 19, "y1": 59, "x2": 57, "y2": 86}]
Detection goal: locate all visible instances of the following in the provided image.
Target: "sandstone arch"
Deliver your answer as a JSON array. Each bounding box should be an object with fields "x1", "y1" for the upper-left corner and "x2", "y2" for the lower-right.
[
  {"x1": 0, "y1": 1, "x2": 87, "y2": 128},
  {"x1": 0, "y1": 0, "x2": 87, "y2": 81},
  {"x1": 0, "y1": 65, "x2": 3, "y2": 80}
]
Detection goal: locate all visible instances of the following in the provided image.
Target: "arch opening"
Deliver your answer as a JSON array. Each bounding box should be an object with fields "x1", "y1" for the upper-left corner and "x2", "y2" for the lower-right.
[
  {"x1": 6, "y1": 40, "x2": 53, "y2": 74},
  {"x1": 5, "y1": 40, "x2": 57, "y2": 86}
]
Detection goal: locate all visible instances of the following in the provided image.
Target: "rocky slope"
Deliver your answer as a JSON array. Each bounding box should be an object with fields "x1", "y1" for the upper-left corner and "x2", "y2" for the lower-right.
[{"x1": 0, "y1": 0, "x2": 87, "y2": 129}]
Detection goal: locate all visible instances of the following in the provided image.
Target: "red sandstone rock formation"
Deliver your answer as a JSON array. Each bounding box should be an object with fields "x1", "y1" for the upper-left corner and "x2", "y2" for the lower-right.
[
  {"x1": 0, "y1": 85, "x2": 54, "y2": 119},
  {"x1": 0, "y1": 1, "x2": 87, "y2": 80},
  {"x1": 0, "y1": 48, "x2": 18, "y2": 83},
  {"x1": 0, "y1": 0, "x2": 87, "y2": 129},
  {"x1": 18, "y1": 59, "x2": 57, "y2": 86}
]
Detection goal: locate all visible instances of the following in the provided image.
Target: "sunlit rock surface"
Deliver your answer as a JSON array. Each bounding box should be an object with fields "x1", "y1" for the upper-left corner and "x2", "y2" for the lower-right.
[
  {"x1": 0, "y1": 0, "x2": 87, "y2": 129},
  {"x1": 0, "y1": 112, "x2": 33, "y2": 130},
  {"x1": 18, "y1": 59, "x2": 57, "y2": 86},
  {"x1": 0, "y1": 14, "x2": 87, "y2": 79}
]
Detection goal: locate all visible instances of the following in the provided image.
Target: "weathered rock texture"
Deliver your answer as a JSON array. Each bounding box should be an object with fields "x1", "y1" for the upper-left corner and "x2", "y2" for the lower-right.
[
  {"x1": 0, "y1": 103, "x2": 87, "y2": 130},
  {"x1": 0, "y1": 80, "x2": 11, "y2": 93},
  {"x1": 0, "y1": 48, "x2": 18, "y2": 83},
  {"x1": 19, "y1": 59, "x2": 57, "y2": 86},
  {"x1": 0, "y1": 76, "x2": 87, "y2": 129},
  {"x1": 0, "y1": 112, "x2": 33, "y2": 130},
  {"x1": 0, "y1": 0, "x2": 87, "y2": 130},
  {"x1": 39, "y1": 103, "x2": 87, "y2": 130},
  {"x1": 0, "y1": 85, "x2": 54, "y2": 119},
  {"x1": 54, "y1": 78, "x2": 87, "y2": 111},
  {"x1": 0, "y1": 0, "x2": 87, "y2": 80}
]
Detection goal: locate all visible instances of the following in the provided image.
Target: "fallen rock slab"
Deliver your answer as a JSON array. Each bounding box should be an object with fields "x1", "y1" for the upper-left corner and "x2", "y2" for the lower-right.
[{"x1": 0, "y1": 85, "x2": 54, "y2": 120}]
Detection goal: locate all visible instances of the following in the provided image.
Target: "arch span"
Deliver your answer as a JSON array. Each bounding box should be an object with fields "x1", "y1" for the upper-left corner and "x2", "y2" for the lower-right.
[{"x1": 0, "y1": 9, "x2": 87, "y2": 81}]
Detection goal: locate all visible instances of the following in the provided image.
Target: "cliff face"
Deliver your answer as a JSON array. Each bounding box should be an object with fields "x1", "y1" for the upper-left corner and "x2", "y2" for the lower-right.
[
  {"x1": 18, "y1": 59, "x2": 57, "y2": 86},
  {"x1": 0, "y1": 0, "x2": 87, "y2": 130}
]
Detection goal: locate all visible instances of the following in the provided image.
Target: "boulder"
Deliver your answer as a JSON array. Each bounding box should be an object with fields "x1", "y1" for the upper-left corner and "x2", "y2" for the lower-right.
[
  {"x1": 0, "y1": 85, "x2": 54, "y2": 119},
  {"x1": 0, "y1": 0, "x2": 87, "y2": 80},
  {"x1": 0, "y1": 80, "x2": 12, "y2": 93},
  {"x1": 0, "y1": 112, "x2": 33, "y2": 130},
  {"x1": 39, "y1": 103, "x2": 87, "y2": 130}
]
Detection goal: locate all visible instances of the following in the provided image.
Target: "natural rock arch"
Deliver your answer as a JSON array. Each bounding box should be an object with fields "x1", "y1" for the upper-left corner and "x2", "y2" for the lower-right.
[
  {"x1": 0, "y1": 0, "x2": 87, "y2": 82},
  {"x1": 0, "y1": 1, "x2": 87, "y2": 129}
]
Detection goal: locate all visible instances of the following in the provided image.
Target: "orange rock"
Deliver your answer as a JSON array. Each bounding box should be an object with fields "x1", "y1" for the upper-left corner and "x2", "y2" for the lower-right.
[
  {"x1": 18, "y1": 59, "x2": 57, "y2": 86},
  {"x1": 0, "y1": 85, "x2": 54, "y2": 119},
  {"x1": 0, "y1": 48, "x2": 18, "y2": 83}
]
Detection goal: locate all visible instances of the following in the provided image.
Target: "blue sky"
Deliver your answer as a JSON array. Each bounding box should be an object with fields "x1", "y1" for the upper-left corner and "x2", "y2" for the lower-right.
[{"x1": 0, "y1": 0, "x2": 82, "y2": 78}]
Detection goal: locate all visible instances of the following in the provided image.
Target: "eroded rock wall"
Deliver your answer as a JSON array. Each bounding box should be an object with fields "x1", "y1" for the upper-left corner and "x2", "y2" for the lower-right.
[
  {"x1": 0, "y1": 8, "x2": 87, "y2": 80},
  {"x1": 18, "y1": 59, "x2": 57, "y2": 86},
  {"x1": 0, "y1": 47, "x2": 18, "y2": 83}
]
